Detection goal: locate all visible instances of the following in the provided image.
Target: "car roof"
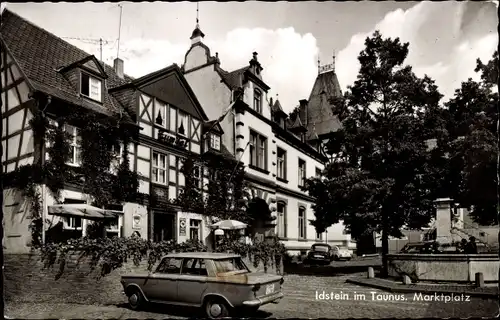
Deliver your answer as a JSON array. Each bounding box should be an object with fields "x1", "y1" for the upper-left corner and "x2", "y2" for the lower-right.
[{"x1": 162, "y1": 252, "x2": 240, "y2": 260}]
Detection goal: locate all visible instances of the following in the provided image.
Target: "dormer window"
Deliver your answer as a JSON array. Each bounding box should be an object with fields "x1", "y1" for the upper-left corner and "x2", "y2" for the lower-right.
[
  {"x1": 80, "y1": 72, "x2": 102, "y2": 102},
  {"x1": 253, "y1": 89, "x2": 262, "y2": 114},
  {"x1": 210, "y1": 134, "x2": 221, "y2": 151}
]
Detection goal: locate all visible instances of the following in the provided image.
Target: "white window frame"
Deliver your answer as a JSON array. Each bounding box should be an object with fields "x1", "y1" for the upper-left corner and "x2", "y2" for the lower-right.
[
  {"x1": 316, "y1": 232, "x2": 322, "y2": 240},
  {"x1": 177, "y1": 111, "x2": 188, "y2": 136},
  {"x1": 298, "y1": 158, "x2": 306, "y2": 187},
  {"x1": 210, "y1": 134, "x2": 221, "y2": 151},
  {"x1": 65, "y1": 216, "x2": 83, "y2": 230},
  {"x1": 64, "y1": 124, "x2": 81, "y2": 166},
  {"x1": 277, "y1": 202, "x2": 287, "y2": 238},
  {"x1": 253, "y1": 89, "x2": 262, "y2": 113},
  {"x1": 193, "y1": 165, "x2": 202, "y2": 189},
  {"x1": 277, "y1": 148, "x2": 286, "y2": 180},
  {"x1": 189, "y1": 219, "x2": 201, "y2": 240},
  {"x1": 152, "y1": 152, "x2": 167, "y2": 185},
  {"x1": 155, "y1": 100, "x2": 168, "y2": 128},
  {"x1": 80, "y1": 72, "x2": 102, "y2": 102},
  {"x1": 298, "y1": 207, "x2": 306, "y2": 239},
  {"x1": 110, "y1": 144, "x2": 123, "y2": 174}
]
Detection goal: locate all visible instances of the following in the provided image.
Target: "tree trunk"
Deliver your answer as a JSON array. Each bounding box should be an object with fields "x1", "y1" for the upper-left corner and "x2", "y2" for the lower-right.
[{"x1": 381, "y1": 210, "x2": 389, "y2": 278}]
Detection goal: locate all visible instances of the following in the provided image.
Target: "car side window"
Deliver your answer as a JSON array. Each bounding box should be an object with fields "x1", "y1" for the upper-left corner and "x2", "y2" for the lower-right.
[
  {"x1": 181, "y1": 258, "x2": 208, "y2": 276},
  {"x1": 156, "y1": 258, "x2": 182, "y2": 274}
]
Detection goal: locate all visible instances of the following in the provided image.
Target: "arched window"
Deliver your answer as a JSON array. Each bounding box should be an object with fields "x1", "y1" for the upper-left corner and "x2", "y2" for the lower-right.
[
  {"x1": 298, "y1": 206, "x2": 306, "y2": 239},
  {"x1": 253, "y1": 89, "x2": 262, "y2": 113}
]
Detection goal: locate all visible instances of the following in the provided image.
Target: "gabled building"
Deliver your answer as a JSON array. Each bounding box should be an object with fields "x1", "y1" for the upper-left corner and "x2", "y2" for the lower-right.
[
  {"x1": 1, "y1": 9, "x2": 227, "y2": 253},
  {"x1": 181, "y1": 22, "x2": 355, "y2": 252}
]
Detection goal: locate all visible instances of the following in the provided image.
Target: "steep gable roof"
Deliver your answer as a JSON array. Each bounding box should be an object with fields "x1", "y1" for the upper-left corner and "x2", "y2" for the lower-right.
[
  {"x1": 305, "y1": 70, "x2": 342, "y2": 138},
  {"x1": 0, "y1": 9, "x2": 133, "y2": 118},
  {"x1": 217, "y1": 66, "x2": 249, "y2": 90},
  {"x1": 112, "y1": 63, "x2": 210, "y2": 122}
]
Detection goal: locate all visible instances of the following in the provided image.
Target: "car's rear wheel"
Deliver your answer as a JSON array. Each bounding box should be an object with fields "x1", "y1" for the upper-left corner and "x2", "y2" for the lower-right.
[
  {"x1": 204, "y1": 298, "x2": 230, "y2": 319},
  {"x1": 127, "y1": 288, "x2": 144, "y2": 310}
]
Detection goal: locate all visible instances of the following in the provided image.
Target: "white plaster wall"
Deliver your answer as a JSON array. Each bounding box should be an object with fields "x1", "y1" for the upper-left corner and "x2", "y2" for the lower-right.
[
  {"x1": 274, "y1": 136, "x2": 324, "y2": 193},
  {"x1": 3, "y1": 188, "x2": 33, "y2": 253},
  {"x1": 184, "y1": 46, "x2": 210, "y2": 71},
  {"x1": 123, "y1": 202, "x2": 148, "y2": 239},
  {"x1": 176, "y1": 211, "x2": 212, "y2": 245},
  {"x1": 184, "y1": 64, "x2": 234, "y2": 153}
]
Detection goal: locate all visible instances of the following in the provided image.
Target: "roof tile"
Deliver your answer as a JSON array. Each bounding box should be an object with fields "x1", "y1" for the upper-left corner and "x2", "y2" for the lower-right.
[{"x1": 0, "y1": 9, "x2": 133, "y2": 119}]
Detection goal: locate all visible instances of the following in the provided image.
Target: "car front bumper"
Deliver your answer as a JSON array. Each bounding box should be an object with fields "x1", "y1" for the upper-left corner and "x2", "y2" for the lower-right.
[{"x1": 242, "y1": 292, "x2": 284, "y2": 307}]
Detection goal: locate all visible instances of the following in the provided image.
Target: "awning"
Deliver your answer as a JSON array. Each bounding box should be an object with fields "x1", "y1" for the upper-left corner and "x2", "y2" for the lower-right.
[{"x1": 48, "y1": 204, "x2": 121, "y2": 221}]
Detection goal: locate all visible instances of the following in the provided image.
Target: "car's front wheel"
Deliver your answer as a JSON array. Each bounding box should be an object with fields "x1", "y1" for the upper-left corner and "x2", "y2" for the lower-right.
[
  {"x1": 204, "y1": 298, "x2": 230, "y2": 319},
  {"x1": 127, "y1": 288, "x2": 144, "y2": 310}
]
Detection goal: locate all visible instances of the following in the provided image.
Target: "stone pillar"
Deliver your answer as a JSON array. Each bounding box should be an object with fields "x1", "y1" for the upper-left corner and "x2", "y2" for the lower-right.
[{"x1": 434, "y1": 198, "x2": 453, "y2": 244}]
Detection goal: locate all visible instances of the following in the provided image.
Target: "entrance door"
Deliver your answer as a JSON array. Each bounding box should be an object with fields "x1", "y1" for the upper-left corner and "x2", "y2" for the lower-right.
[{"x1": 153, "y1": 213, "x2": 176, "y2": 242}]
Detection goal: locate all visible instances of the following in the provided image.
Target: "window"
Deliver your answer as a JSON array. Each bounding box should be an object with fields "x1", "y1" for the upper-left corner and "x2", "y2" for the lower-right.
[
  {"x1": 156, "y1": 257, "x2": 182, "y2": 274},
  {"x1": 298, "y1": 207, "x2": 306, "y2": 239},
  {"x1": 213, "y1": 258, "x2": 249, "y2": 274},
  {"x1": 249, "y1": 130, "x2": 267, "y2": 170},
  {"x1": 277, "y1": 148, "x2": 286, "y2": 180},
  {"x1": 298, "y1": 159, "x2": 306, "y2": 187},
  {"x1": 210, "y1": 134, "x2": 221, "y2": 150},
  {"x1": 177, "y1": 111, "x2": 188, "y2": 136},
  {"x1": 155, "y1": 100, "x2": 167, "y2": 128},
  {"x1": 181, "y1": 258, "x2": 208, "y2": 276},
  {"x1": 193, "y1": 166, "x2": 202, "y2": 189},
  {"x1": 80, "y1": 73, "x2": 102, "y2": 102},
  {"x1": 253, "y1": 89, "x2": 262, "y2": 113},
  {"x1": 152, "y1": 152, "x2": 167, "y2": 184},
  {"x1": 189, "y1": 219, "x2": 201, "y2": 241},
  {"x1": 316, "y1": 232, "x2": 322, "y2": 240},
  {"x1": 277, "y1": 202, "x2": 286, "y2": 238},
  {"x1": 315, "y1": 167, "x2": 322, "y2": 178},
  {"x1": 110, "y1": 144, "x2": 123, "y2": 173},
  {"x1": 63, "y1": 198, "x2": 83, "y2": 230},
  {"x1": 64, "y1": 125, "x2": 81, "y2": 166}
]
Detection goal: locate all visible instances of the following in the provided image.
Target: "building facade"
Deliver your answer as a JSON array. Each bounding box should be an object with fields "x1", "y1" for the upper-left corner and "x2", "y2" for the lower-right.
[
  {"x1": 1, "y1": 10, "x2": 225, "y2": 253},
  {"x1": 181, "y1": 24, "x2": 355, "y2": 252}
]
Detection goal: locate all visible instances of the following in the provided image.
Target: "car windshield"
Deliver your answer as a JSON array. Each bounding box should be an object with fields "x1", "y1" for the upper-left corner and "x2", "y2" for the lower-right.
[
  {"x1": 213, "y1": 257, "x2": 249, "y2": 275},
  {"x1": 313, "y1": 245, "x2": 329, "y2": 252}
]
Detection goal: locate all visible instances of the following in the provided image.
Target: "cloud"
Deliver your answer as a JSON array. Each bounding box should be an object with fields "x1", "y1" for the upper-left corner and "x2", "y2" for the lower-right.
[
  {"x1": 68, "y1": 27, "x2": 319, "y2": 115},
  {"x1": 68, "y1": 1, "x2": 495, "y2": 118},
  {"x1": 336, "y1": 1, "x2": 498, "y2": 100}
]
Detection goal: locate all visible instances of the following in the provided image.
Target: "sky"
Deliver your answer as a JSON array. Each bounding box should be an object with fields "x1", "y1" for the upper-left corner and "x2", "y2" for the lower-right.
[{"x1": 2, "y1": 1, "x2": 498, "y2": 115}]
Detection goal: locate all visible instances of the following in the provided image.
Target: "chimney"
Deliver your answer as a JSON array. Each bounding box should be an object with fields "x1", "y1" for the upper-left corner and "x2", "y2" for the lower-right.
[
  {"x1": 252, "y1": 52, "x2": 258, "y2": 61},
  {"x1": 269, "y1": 97, "x2": 273, "y2": 107},
  {"x1": 114, "y1": 58, "x2": 124, "y2": 79}
]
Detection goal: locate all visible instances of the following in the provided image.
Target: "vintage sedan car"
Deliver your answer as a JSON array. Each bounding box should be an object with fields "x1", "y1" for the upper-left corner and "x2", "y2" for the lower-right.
[
  {"x1": 121, "y1": 252, "x2": 284, "y2": 318},
  {"x1": 331, "y1": 246, "x2": 353, "y2": 261},
  {"x1": 306, "y1": 243, "x2": 334, "y2": 264}
]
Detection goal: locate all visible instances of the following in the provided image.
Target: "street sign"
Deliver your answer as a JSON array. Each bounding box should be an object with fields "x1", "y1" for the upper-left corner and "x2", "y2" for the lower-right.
[{"x1": 179, "y1": 218, "x2": 186, "y2": 236}]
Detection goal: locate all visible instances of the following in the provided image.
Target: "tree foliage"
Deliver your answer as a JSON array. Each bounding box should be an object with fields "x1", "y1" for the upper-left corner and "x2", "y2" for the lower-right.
[
  {"x1": 438, "y1": 51, "x2": 498, "y2": 225},
  {"x1": 304, "y1": 31, "x2": 444, "y2": 275}
]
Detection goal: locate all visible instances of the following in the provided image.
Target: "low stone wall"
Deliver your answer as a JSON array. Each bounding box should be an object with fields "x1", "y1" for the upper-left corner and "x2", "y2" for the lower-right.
[
  {"x1": 388, "y1": 254, "x2": 499, "y2": 283},
  {"x1": 5, "y1": 252, "x2": 282, "y2": 306}
]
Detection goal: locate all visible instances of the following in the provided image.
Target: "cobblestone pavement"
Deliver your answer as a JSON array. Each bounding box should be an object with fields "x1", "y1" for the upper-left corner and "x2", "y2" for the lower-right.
[{"x1": 5, "y1": 274, "x2": 499, "y2": 319}]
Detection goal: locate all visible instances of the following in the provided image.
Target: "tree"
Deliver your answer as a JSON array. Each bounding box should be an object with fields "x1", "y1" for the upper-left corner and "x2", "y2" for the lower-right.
[
  {"x1": 304, "y1": 31, "x2": 444, "y2": 277},
  {"x1": 439, "y1": 51, "x2": 498, "y2": 225}
]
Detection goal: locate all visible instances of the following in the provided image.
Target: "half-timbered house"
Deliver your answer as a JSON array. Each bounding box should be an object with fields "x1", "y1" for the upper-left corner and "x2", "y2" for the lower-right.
[{"x1": 0, "y1": 9, "x2": 226, "y2": 253}]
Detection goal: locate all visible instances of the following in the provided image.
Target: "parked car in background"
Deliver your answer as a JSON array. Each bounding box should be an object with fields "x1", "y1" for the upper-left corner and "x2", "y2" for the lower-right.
[
  {"x1": 121, "y1": 252, "x2": 284, "y2": 318},
  {"x1": 306, "y1": 243, "x2": 334, "y2": 264},
  {"x1": 332, "y1": 246, "x2": 353, "y2": 261}
]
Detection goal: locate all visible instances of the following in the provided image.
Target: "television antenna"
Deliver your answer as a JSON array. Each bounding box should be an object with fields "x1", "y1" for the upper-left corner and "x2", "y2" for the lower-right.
[{"x1": 62, "y1": 37, "x2": 113, "y2": 62}]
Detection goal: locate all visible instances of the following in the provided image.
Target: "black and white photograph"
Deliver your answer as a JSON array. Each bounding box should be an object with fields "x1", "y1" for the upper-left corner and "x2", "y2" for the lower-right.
[{"x1": 1, "y1": 1, "x2": 499, "y2": 319}]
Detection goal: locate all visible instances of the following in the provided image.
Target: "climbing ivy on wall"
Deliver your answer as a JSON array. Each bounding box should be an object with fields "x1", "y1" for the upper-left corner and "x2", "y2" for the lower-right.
[{"x1": 4, "y1": 108, "x2": 140, "y2": 248}]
